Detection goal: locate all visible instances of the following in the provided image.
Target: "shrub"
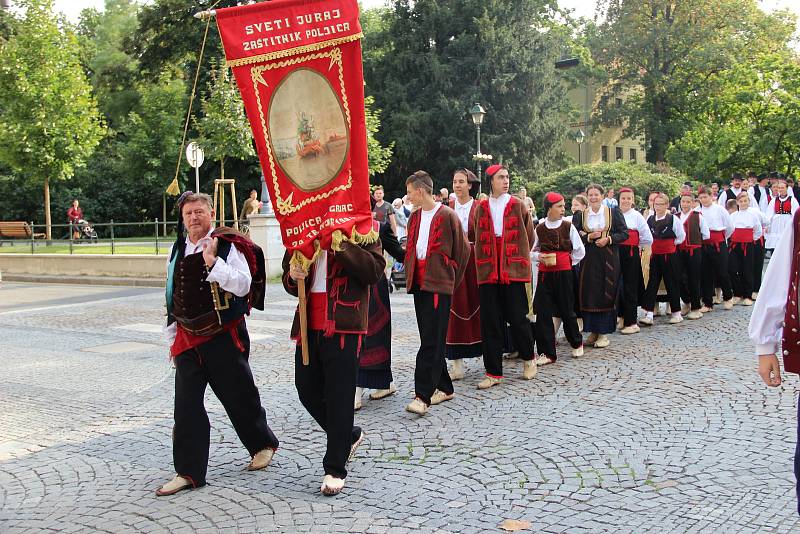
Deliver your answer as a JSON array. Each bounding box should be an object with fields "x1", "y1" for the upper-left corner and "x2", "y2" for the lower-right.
[{"x1": 527, "y1": 162, "x2": 689, "y2": 210}]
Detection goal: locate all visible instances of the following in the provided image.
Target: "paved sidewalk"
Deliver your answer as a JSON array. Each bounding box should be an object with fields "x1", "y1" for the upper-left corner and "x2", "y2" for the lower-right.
[{"x1": 0, "y1": 281, "x2": 798, "y2": 533}]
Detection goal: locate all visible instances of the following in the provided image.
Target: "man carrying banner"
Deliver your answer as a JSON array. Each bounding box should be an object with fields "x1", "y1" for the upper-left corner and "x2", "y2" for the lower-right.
[
  {"x1": 158, "y1": 192, "x2": 277, "y2": 497},
  {"x1": 283, "y1": 240, "x2": 384, "y2": 495}
]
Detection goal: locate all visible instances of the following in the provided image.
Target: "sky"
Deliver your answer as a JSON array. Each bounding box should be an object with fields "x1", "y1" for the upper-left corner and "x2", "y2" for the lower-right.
[{"x1": 37, "y1": 0, "x2": 800, "y2": 39}]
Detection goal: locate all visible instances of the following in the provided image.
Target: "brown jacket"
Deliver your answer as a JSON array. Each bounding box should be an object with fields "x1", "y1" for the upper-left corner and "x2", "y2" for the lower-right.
[
  {"x1": 282, "y1": 240, "x2": 385, "y2": 337},
  {"x1": 473, "y1": 196, "x2": 535, "y2": 284},
  {"x1": 404, "y1": 204, "x2": 470, "y2": 295}
]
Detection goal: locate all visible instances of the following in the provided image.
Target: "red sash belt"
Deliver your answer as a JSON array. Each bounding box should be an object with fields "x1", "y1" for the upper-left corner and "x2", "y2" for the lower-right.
[
  {"x1": 309, "y1": 292, "x2": 327, "y2": 331},
  {"x1": 730, "y1": 227, "x2": 754, "y2": 243},
  {"x1": 620, "y1": 229, "x2": 640, "y2": 247},
  {"x1": 539, "y1": 251, "x2": 572, "y2": 272},
  {"x1": 415, "y1": 258, "x2": 427, "y2": 289},
  {"x1": 620, "y1": 229, "x2": 640, "y2": 256},
  {"x1": 651, "y1": 238, "x2": 676, "y2": 256},
  {"x1": 677, "y1": 242, "x2": 701, "y2": 255},
  {"x1": 730, "y1": 228, "x2": 755, "y2": 256},
  {"x1": 703, "y1": 230, "x2": 726, "y2": 251}
]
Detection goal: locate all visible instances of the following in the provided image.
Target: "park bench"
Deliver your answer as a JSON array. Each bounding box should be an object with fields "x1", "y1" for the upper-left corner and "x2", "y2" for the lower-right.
[{"x1": 0, "y1": 221, "x2": 45, "y2": 245}]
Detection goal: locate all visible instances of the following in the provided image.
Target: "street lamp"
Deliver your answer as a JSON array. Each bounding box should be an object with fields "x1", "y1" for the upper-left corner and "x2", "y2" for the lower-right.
[
  {"x1": 575, "y1": 129, "x2": 586, "y2": 164},
  {"x1": 470, "y1": 103, "x2": 487, "y2": 190}
]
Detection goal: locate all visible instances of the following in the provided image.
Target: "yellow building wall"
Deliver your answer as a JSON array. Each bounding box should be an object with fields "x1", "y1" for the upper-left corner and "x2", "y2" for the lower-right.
[{"x1": 563, "y1": 82, "x2": 646, "y2": 165}]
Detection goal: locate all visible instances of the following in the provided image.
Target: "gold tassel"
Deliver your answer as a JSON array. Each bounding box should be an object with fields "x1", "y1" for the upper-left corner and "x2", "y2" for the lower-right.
[{"x1": 291, "y1": 226, "x2": 380, "y2": 267}]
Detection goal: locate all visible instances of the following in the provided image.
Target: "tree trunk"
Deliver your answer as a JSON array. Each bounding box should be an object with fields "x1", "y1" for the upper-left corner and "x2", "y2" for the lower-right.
[
  {"x1": 220, "y1": 157, "x2": 225, "y2": 180},
  {"x1": 44, "y1": 178, "x2": 51, "y2": 242}
]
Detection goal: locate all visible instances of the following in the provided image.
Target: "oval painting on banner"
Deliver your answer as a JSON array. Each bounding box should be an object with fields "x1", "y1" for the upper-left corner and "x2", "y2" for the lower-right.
[{"x1": 268, "y1": 68, "x2": 350, "y2": 192}]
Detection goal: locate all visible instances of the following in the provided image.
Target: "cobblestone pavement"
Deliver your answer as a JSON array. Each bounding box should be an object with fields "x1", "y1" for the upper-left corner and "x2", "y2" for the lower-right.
[{"x1": 1, "y1": 280, "x2": 799, "y2": 533}]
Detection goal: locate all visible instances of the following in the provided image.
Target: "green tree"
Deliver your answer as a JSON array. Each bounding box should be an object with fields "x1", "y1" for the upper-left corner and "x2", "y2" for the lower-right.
[
  {"x1": 365, "y1": 95, "x2": 393, "y2": 176},
  {"x1": 363, "y1": 0, "x2": 572, "y2": 194},
  {"x1": 0, "y1": 0, "x2": 105, "y2": 239},
  {"x1": 116, "y1": 69, "x2": 188, "y2": 219},
  {"x1": 77, "y1": 0, "x2": 142, "y2": 131},
  {"x1": 590, "y1": 0, "x2": 796, "y2": 163},
  {"x1": 667, "y1": 50, "x2": 800, "y2": 177},
  {"x1": 194, "y1": 59, "x2": 255, "y2": 181}
]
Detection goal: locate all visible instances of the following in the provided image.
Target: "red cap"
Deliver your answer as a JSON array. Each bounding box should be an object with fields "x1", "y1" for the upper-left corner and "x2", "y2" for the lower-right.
[
  {"x1": 486, "y1": 164, "x2": 505, "y2": 177},
  {"x1": 545, "y1": 192, "x2": 564, "y2": 204},
  {"x1": 618, "y1": 187, "x2": 633, "y2": 194}
]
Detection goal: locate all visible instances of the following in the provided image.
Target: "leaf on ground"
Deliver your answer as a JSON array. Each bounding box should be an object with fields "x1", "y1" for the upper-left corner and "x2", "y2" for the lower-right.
[{"x1": 499, "y1": 519, "x2": 531, "y2": 532}]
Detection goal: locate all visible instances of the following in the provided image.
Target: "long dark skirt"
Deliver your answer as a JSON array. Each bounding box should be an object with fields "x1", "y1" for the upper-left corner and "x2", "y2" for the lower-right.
[
  {"x1": 446, "y1": 246, "x2": 482, "y2": 360},
  {"x1": 357, "y1": 276, "x2": 393, "y2": 389},
  {"x1": 579, "y1": 243, "x2": 621, "y2": 334}
]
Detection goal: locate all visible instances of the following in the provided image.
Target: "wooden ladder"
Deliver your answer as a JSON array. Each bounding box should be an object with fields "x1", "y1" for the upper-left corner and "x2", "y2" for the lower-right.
[{"x1": 213, "y1": 179, "x2": 239, "y2": 230}]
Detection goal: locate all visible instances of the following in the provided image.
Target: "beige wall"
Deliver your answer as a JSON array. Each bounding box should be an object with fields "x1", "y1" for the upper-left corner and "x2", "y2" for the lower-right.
[
  {"x1": 564, "y1": 81, "x2": 646, "y2": 165},
  {"x1": 0, "y1": 254, "x2": 166, "y2": 279}
]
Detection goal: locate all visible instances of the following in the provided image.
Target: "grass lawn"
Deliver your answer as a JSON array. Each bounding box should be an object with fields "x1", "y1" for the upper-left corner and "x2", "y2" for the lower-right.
[{"x1": 0, "y1": 242, "x2": 169, "y2": 255}]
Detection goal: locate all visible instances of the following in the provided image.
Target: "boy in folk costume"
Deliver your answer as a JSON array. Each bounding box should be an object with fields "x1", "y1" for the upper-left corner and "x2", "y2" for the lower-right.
[
  {"x1": 727, "y1": 193, "x2": 764, "y2": 306},
  {"x1": 765, "y1": 179, "x2": 800, "y2": 253},
  {"x1": 283, "y1": 234, "x2": 385, "y2": 495},
  {"x1": 617, "y1": 188, "x2": 653, "y2": 334},
  {"x1": 403, "y1": 170, "x2": 470, "y2": 415},
  {"x1": 473, "y1": 164, "x2": 537, "y2": 389},
  {"x1": 677, "y1": 192, "x2": 710, "y2": 320},
  {"x1": 697, "y1": 186, "x2": 735, "y2": 312},
  {"x1": 530, "y1": 192, "x2": 585, "y2": 365},
  {"x1": 640, "y1": 193, "x2": 686, "y2": 326},
  {"x1": 446, "y1": 169, "x2": 483, "y2": 380},
  {"x1": 748, "y1": 208, "x2": 800, "y2": 516}
]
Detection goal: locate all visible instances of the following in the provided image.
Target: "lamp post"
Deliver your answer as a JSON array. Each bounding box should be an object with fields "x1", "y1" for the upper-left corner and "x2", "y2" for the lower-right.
[
  {"x1": 470, "y1": 103, "x2": 487, "y2": 189},
  {"x1": 575, "y1": 128, "x2": 586, "y2": 164}
]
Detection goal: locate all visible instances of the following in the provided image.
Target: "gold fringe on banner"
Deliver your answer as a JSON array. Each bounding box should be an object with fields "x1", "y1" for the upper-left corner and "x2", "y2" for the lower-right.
[
  {"x1": 225, "y1": 33, "x2": 364, "y2": 68},
  {"x1": 289, "y1": 226, "x2": 379, "y2": 270}
]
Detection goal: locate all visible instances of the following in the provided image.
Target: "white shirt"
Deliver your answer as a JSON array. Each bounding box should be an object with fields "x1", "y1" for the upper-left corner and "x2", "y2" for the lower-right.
[
  {"x1": 678, "y1": 209, "x2": 711, "y2": 240},
  {"x1": 767, "y1": 196, "x2": 800, "y2": 221},
  {"x1": 584, "y1": 205, "x2": 607, "y2": 232},
  {"x1": 620, "y1": 208, "x2": 653, "y2": 246},
  {"x1": 530, "y1": 218, "x2": 586, "y2": 265},
  {"x1": 164, "y1": 229, "x2": 253, "y2": 343},
  {"x1": 416, "y1": 203, "x2": 442, "y2": 260},
  {"x1": 310, "y1": 251, "x2": 327, "y2": 293},
  {"x1": 454, "y1": 198, "x2": 474, "y2": 235},
  {"x1": 718, "y1": 187, "x2": 757, "y2": 209},
  {"x1": 698, "y1": 203, "x2": 734, "y2": 237},
  {"x1": 748, "y1": 185, "x2": 771, "y2": 213},
  {"x1": 651, "y1": 212, "x2": 685, "y2": 245},
  {"x1": 729, "y1": 209, "x2": 763, "y2": 240},
  {"x1": 749, "y1": 220, "x2": 795, "y2": 356},
  {"x1": 488, "y1": 193, "x2": 511, "y2": 236}
]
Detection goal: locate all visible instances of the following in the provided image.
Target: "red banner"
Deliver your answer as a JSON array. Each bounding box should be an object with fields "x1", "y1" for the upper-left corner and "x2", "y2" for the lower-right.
[{"x1": 215, "y1": 0, "x2": 374, "y2": 263}]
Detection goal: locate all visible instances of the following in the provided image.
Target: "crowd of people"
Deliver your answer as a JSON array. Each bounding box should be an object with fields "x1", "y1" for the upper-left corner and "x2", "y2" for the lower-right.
[{"x1": 157, "y1": 168, "x2": 798, "y2": 499}]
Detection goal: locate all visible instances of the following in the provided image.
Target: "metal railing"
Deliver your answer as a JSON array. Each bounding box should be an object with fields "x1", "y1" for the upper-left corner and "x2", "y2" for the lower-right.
[{"x1": 0, "y1": 219, "x2": 243, "y2": 255}]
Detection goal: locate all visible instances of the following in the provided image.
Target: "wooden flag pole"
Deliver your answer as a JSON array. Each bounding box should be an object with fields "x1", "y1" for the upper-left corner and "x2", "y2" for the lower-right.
[{"x1": 297, "y1": 278, "x2": 310, "y2": 365}]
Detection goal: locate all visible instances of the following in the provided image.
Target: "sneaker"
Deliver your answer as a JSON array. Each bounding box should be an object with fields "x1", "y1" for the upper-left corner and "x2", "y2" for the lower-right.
[
  {"x1": 639, "y1": 316, "x2": 653, "y2": 326},
  {"x1": 477, "y1": 376, "x2": 503, "y2": 390},
  {"x1": 430, "y1": 390, "x2": 455, "y2": 405},
  {"x1": 723, "y1": 299, "x2": 734, "y2": 310},
  {"x1": 699, "y1": 305, "x2": 713, "y2": 313},
  {"x1": 668, "y1": 314, "x2": 683, "y2": 324},
  {"x1": 620, "y1": 324, "x2": 640, "y2": 335},
  {"x1": 533, "y1": 354, "x2": 555, "y2": 366},
  {"x1": 522, "y1": 360, "x2": 538, "y2": 379},
  {"x1": 449, "y1": 360, "x2": 465, "y2": 381},
  {"x1": 405, "y1": 397, "x2": 428, "y2": 415},
  {"x1": 571, "y1": 345, "x2": 584, "y2": 358},
  {"x1": 742, "y1": 298, "x2": 754, "y2": 306},
  {"x1": 686, "y1": 310, "x2": 703, "y2": 320},
  {"x1": 594, "y1": 335, "x2": 610, "y2": 348}
]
